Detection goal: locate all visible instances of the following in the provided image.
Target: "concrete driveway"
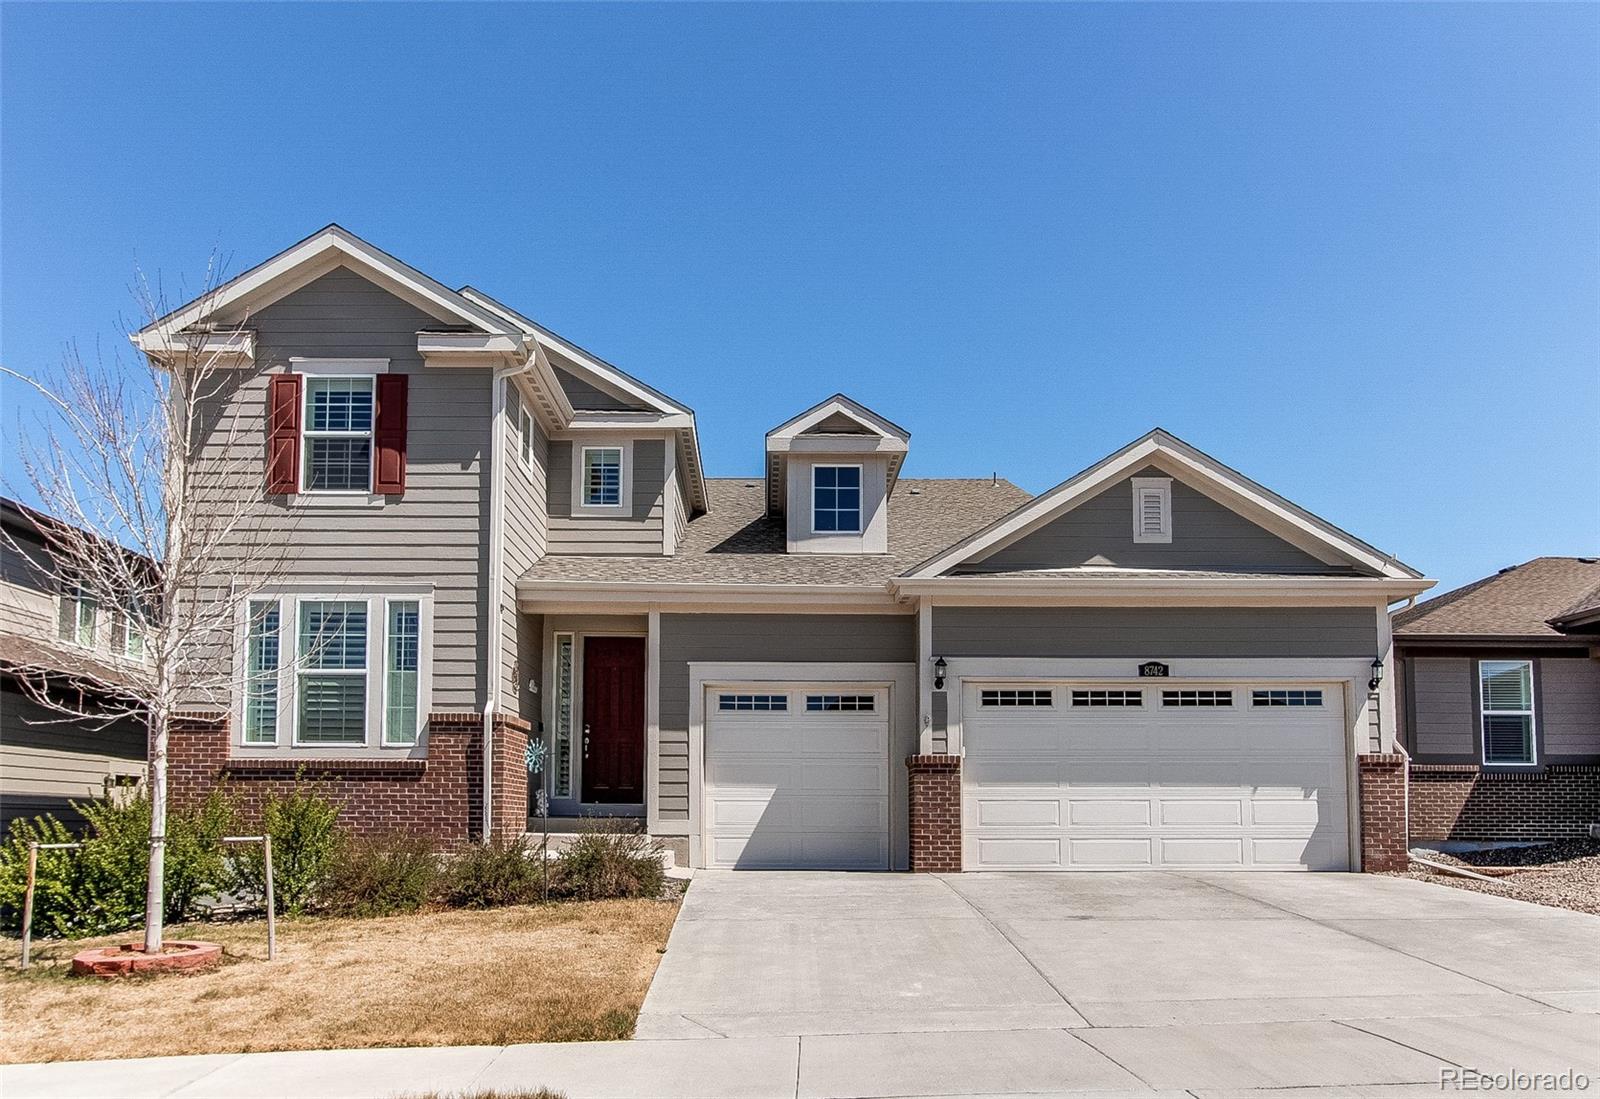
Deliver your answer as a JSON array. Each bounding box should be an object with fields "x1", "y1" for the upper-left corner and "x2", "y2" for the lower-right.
[{"x1": 637, "y1": 870, "x2": 1600, "y2": 1095}]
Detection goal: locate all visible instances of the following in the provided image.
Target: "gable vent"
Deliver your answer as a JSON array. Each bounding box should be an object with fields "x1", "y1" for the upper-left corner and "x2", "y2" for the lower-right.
[{"x1": 1131, "y1": 477, "x2": 1172, "y2": 544}]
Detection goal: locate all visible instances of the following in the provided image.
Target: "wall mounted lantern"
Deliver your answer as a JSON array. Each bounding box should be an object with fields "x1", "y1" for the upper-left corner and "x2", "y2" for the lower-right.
[
  {"x1": 933, "y1": 656, "x2": 948, "y2": 691},
  {"x1": 1368, "y1": 656, "x2": 1385, "y2": 692}
]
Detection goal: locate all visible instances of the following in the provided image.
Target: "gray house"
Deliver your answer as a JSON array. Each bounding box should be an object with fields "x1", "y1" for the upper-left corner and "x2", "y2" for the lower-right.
[
  {"x1": 0, "y1": 499, "x2": 148, "y2": 832},
  {"x1": 137, "y1": 225, "x2": 1434, "y2": 871}
]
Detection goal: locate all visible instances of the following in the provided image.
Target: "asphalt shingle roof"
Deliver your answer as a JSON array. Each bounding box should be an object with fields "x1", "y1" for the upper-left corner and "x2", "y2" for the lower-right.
[
  {"x1": 1392, "y1": 556, "x2": 1600, "y2": 639},
  {"x1": 522, "y1": 477, "x2": 1032, "y2": 587}
]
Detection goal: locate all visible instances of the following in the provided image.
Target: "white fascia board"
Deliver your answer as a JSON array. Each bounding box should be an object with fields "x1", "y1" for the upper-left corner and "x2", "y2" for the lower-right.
[
  {"x1": 890, "y1": 575, "x2": 1434, "y2": 606},
  {"x1": 137, "y1": 328, "x2": 256, "y2": 365},
  {"x1": 517, "y1": 580, "x2": 905, "y2": 611},
  {"x1": 558, "y1": 411, "x2": 697, "y2": 432},
  {"x1": 133, "y1": 225, "x2": 518, "y2": 352},
  {"x1": 765, "y1": 394, "x2": 911, "y2": 444},
  {"x1": 907, "y1": 429, "x2": 1422, "y2": 581},
  {"x1": 773, "y1": 434, "x2": 909, "y2": 456}
]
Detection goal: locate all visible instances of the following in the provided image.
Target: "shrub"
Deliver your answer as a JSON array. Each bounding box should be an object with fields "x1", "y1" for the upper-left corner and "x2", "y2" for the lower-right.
[
  {"x1": 230, "y1": 776, "x2": 341, "y2": 916},
  {"x1": 323, "y1": 831, "x2": 441, "y2": 917},
  {"x1": 550, "y1": 826, "x2": 665, "y2": 901},
  {"x1": 439, "y1": 836, "x2": 544, "y2": 909},
  {"x1": 0, "y1": 786, "x2": 235, "y2": 937}
]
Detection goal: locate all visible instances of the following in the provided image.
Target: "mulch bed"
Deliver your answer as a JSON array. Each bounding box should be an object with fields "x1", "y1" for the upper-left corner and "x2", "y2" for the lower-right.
[{"x1": 1400, "y1": 837, "x2": 1600, "y2": 915}]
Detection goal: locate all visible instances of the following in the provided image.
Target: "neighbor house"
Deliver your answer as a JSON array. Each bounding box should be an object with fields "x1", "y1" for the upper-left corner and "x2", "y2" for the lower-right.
[
  {"x1": 0, "y1": 498, "x2": 148, "y2": 833},
  {"x1": 1395, "y1": 556, "x2": 1600, "y2": 844},
  {"x1": 135, "y1": 225, "x2": 1435, "y2": 873}
]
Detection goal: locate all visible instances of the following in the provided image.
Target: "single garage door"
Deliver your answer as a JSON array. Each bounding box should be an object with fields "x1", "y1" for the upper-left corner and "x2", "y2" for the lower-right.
[
  {"x1": 703, "y1": 686, "x2": 889, "y2": 869},
  {"x1": 963, "y1": 681, "x2": 1350, "y2": 870}
]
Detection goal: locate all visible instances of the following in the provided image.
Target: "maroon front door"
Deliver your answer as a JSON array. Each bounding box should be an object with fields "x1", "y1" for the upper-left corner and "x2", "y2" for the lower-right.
[{"x1": 581, "y1": 636, "x2": 646, "y2": 803}]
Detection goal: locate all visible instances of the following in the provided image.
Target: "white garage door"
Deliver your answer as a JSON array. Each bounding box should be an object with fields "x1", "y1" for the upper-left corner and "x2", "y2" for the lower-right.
[
  {"x1": 703, "y1": 687, "x2": 889, "y2": 869},
  {"x1": 963, "y1": 682, "x2": 1350, "y2": 870}
]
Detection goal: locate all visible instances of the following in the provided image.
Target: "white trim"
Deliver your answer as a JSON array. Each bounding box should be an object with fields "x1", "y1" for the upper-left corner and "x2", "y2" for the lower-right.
[
  {"x1": 133, "y1": 225, "x2": 522, "y2": 354},
  {"x1": 1478, "y1": 658, "x2": 1538, "y2": 767},
  {"x1": 1130, "y1": 476, "x2": 1172, "y2": 544},
  {"x1": 230, "y1": 587, "x2": 434, "y2": 759},
  {"x1": 297, "y1": 372, "x2": 378, "y2": 497},
  {"x1": 645, "y1": 609, "x2": 663, "y2": 834},
  {"x1": 686, "y1": 661, "x2": 916, "y2": 870},
  {"x1": 906, "y1": 429, "x2": 1424, "y2": 581},
  {"x1": 569, "y1": 441, "x2": 630, "y2": 518},
  {"x1": 917, "y1": 601, "x2": 934, "y2": 754},
  {"x1": 765, "y1": 394, "x2": 911, "y2": 447},
  {"x1": 892, "y1": 576, "x2": 1433, "y2": 605},
  {"x1": 289, "y1": 357, "x2": 390, "y2": 375},
  {"x1": 518, "y1": 582, "x2": 909, "y2": 612},
  {"x1": 809, "y1": 463, "x2": 864, "y2": 535}
]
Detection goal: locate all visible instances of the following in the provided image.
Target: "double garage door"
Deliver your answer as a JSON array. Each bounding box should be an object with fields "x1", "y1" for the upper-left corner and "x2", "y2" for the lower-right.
[
  {"x1": 703, "y1": 687, "x2": 890, "y2": 869},
  {"x1": 963, "y1": 681, "x2": 1351, "y2": 871}
]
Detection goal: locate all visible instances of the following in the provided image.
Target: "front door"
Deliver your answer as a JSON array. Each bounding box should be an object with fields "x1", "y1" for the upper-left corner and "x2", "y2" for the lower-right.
[{"x1": 581, "y1": 636, "x2": 646, "y2": 803}]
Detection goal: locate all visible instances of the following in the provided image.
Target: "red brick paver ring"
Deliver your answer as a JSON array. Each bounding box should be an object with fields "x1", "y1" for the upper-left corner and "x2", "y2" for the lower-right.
[{"x1": 70, "y1": 940, "x2": 223, "y2": 977}]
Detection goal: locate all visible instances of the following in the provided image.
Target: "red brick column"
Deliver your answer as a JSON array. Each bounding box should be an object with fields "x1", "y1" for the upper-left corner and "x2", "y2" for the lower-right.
[
  {"x1": 1358, "y1": 753, "x2": 1409, "y2": 872},
  {"x1": 907, "y1": 754, "x2": 962, "y2": 873},
  {"x1": 489, "y1": 714, "x2": 531, "y2": 842},
  {"x1": 167, "y1": 711, "x2": 229, "y2": 811}
]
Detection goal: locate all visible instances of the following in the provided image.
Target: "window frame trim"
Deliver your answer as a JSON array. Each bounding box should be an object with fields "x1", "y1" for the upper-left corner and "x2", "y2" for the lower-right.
[
  {"x1": 289, "y1": 359, "x2": 389, "y2": 499},
  {"x1": 810, "y1": 462, "x2": 865, "y2": 535},
  {"x1": 232, "y1": 586, "x2": 433, "y2": 754},
  {"x1": 1478, "y1": 658, "x2": 1538, "y2": 767},
  {"x1": 569, "y1": 438, "x2": 634, "y2": 516}
]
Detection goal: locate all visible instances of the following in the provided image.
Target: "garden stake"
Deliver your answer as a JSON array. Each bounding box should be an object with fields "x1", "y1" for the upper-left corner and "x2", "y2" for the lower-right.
[{"x1": 20, "y1": 841, "x2": 83, "y2": 970}]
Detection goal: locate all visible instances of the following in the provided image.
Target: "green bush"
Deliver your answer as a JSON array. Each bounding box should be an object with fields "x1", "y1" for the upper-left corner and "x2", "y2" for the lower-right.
[
  {"x1": 438, "y1": 836, "x2": 544, "y2": 908},
  {"x1": 550, "y1": 826, "x2": 665, "y2": 901},
  {"x1": 323, "y1": 831, "x2": 441, "y2": 917},
  {"x1": 0, "y1": 786, "x2": 235, "y2": 938},
  {"x1": 230, "y1": 777, "x2": 341, "y2": 916}
]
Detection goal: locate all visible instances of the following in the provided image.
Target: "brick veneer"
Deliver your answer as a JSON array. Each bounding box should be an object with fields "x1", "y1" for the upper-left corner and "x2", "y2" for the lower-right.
[
  {"x1": 166, "y1": 710, "x2": 527, "y2": 844},
  {"x1": 1409, "y1": 764, "x2": 1600, "y2": 843},
  {"x1": 1358, "y1": 753, "x2": 1408, "y2": 872},
  {"x1": 907, "y1": 754, "x2": 961, "y2": 872}
]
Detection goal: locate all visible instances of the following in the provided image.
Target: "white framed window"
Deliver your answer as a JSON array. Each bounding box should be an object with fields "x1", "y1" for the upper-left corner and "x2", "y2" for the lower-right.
[
  {"x1": 812, "y1": 464, "x2": 863, "y2": 533},
  {"x1": 980, "y1": 688, "x2": 1053, "y2": 707},
  {"x1": 234, "y1": 588, "x2": 431, "y2": 752},
  {"x1": 719, "y1": 693, "x2": 788, "y2": 712},
  {"x1": 243, "y1": 600, "x2": 281, "y2": 745},
  {"x1": 1131, "y1": 476, "x2": 1172, "y2": 543},
  {"x1": 1071, "y1": 690, "x2": 1143, "y2": 707},
  {"x1": 1162, "y1": 689, "x2": 1232, "y2": 707},
  {"x1": 1252, "y1": 689, "x2": 1323, "y2": 708},
  {"x1": 57, "y1": 586, "x2": 97, "y2": 647},
  {"x1": 805, "y1": 694, "x2": 874, "y2": 712},
  {"x1": 581, "y1": 446, "x2": 623, "y2": 508},
  {"x1": 518, "y1": 400, "x2": 537, "y2": 471},
  {"x1": 1480, "y1": 660, "x2": 1536, "y2": 766},
  {"x1": 302, "y1": 376, "x2": 375, "y2": 493}
]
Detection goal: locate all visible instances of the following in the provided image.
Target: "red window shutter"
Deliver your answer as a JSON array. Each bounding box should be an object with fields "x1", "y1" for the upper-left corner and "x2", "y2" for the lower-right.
[
  {"x1": 373, "y1": 373, "x2": 408, "y2": 495},
  {"x1": 265, "y1": 373, "x2": 302, "y2": 495}
]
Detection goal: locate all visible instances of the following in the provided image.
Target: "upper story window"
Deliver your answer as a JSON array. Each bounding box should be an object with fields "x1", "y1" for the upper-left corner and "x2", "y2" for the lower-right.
[
  {"x1": 1480, "y1": 660, "x2": 1535, "y2": 765},
  {"x1": 812, "y1": 465, "x2": 862, "y2": 533},
  {"x1": 1132, "y1": 476, "x2": 1172, "y2": 543},
  {"x1": 57, "y1": 585, "x2": 97, "y2": 647},
  {"x1": 518, "y1": 401, "x2": 537, "y2": 471},
  {"x1": 303, "y1": 377, "x2": 375, "y2": 492},
  {"x1": 582, "y1": 447, "x2": 623, "y2": 508}
]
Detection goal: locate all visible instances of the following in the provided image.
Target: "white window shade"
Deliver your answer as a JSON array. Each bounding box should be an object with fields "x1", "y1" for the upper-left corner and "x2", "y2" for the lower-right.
[{"x1": 1480, "y1": 660, "x2": 1535, "y2": 765}]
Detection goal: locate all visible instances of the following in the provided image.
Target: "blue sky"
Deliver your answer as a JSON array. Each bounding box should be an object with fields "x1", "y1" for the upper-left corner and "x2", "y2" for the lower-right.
[{"x1": 2, "y1": 3, "x2": 1595, "y2": 595}]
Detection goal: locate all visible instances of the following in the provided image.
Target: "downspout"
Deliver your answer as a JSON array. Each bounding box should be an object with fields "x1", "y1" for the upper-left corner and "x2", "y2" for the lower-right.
[{"x1": 483, "y1": 365, "x2": 516, "y2": 841}]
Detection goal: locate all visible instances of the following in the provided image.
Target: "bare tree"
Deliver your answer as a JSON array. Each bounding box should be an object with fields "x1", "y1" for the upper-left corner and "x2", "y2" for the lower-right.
[{"x1": 3, "y1": 257, "x2": 288, "y2": 951}]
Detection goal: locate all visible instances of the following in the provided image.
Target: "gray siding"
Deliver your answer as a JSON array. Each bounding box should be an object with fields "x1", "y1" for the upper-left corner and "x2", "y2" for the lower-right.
[
  {"x1": 1407, "y1": 657, "x2": 1475, "y2": 759},
  {"x1": 553, "y1": 365, "x2": 641, "y2": 411},
  {"x1": 1, "y1": 680, "x2": 146, "y2": 832},
  {"x1": 547, "y1": 439, "x2": 665, "y2": 555},
  {"x1": 187, "y1": 267, "x2": 493, "y2": 729},
  {"x1": 1541, "y1": 656, "x2": 1600, "y2": 761},
  {"x1": 933, "y1": 606, "x2": 1378, "y2": 659},
  {"x1": 657, "y1": 613, "x2": 917, "y2": 820},
  {"x1": 501, "y1": 389, "x2": 548, "y2": 715},
  {"x1": 966, "y1": 466, "x2": 1355, "y2": 575}
]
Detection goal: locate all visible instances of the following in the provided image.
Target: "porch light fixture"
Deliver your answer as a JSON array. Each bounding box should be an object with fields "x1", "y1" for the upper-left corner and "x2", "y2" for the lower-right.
[
  {"x1": 933, "y1": 657, "x2": 947, "y2": 691},
  {"x1": 1368, "y1": 656, "x2": 1384, "y2": 692}
]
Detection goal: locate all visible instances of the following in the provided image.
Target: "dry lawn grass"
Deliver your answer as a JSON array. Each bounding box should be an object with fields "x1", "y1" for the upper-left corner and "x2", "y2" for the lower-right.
[{"x1": 0, "y1": 899, "x2": 678, "y2": 1064}]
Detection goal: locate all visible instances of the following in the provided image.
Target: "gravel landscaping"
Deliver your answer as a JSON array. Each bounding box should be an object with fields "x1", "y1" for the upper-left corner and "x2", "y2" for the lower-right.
[{"x1": 1401, "y1": 837, "x2": 1600, "y2": 915}]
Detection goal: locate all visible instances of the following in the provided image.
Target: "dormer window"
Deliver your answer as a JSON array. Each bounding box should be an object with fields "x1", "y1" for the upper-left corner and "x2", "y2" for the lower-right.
[
  {"x1": 582, "y1": 446, "x2": 624, "y2": 508},
  {"x1": 812, "y1": 465, "x2": 862, "y2": 533},
  {"x1": 1131, "y1": 476, "x2": 1172, "y2": 543}
]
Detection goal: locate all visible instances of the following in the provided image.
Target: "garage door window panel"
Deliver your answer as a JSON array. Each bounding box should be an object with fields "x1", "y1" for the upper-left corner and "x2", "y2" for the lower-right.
[
  {"x1": 980, "y1": 688, "x2": 1054, "y2": 708},
  {"x1": 718, "y1": 693, "x2": 788, "y2": 712},
  {"x1": 1251, "y1": 689, "x2": 1324, "y2": 707},
  {"x1": 1071, "y1": 690, "x2": 1143, "y2": 708},
  {"x1": 1162, "y1": 689, "x2": 1233, "y2": 708}
]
